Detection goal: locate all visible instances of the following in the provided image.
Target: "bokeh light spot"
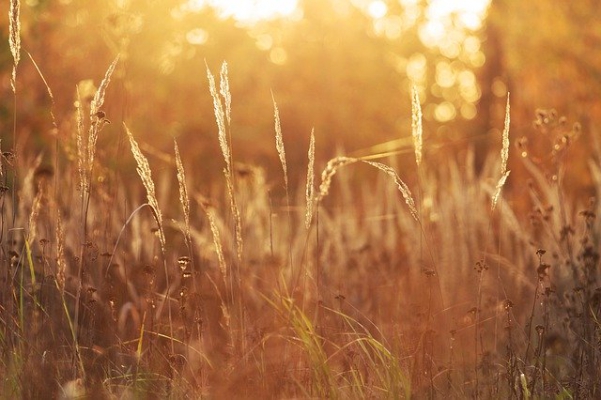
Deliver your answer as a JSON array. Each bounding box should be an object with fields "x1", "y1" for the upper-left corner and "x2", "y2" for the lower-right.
[
  {"x1": 460, "y1": 103, "x2": 477, "y2": 120},
  {"x1": 270, "y1": 47, "x2": 288, "y2": 65},
  {"x1": 492, "y1": 78, "x2": 508, "y2": 97},
  {"x1": 186, "y1": 28, "x2": 209, "y2": 45},
  {"x1": 255, "y1": 34, "x2": 273, "y2": 51},
  {"x1": 436, "y1": 61, "x2": 456, "y2": 88},
  {"x1": 434, "y1": 101, "x2": 457, "y2": 122},
  {"x1": 406, "y1": 53, "x2": 427, "y2": 83}
]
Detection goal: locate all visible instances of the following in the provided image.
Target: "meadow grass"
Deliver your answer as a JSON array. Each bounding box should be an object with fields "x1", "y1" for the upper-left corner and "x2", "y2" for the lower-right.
[{"x1": 1, "y1": 12, "x2": 600, "y2": 398}]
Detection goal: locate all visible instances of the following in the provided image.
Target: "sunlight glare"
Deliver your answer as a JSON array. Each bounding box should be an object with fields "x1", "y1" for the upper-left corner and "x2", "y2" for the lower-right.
[
  {"x1": 422, "y1": 0, "x2": 490, "y2": 48},
  {"x1": 427, "y1": 0, "x2": 490, "y2": 30},
  {"x1": 367, "y1": 1, "x2": 388, "y2": 19},
  {"x1": 187, "y1": 0, "x2": 298, "y2": 23}
]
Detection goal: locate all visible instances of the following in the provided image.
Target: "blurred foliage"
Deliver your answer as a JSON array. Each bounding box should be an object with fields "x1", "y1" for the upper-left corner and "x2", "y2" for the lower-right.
[
  {"x1": 485, "y1": 0, "x2": 601, "y2": 196},
  {"x1": 0, "y1": 0, "x2": 599, "y2": 191}
]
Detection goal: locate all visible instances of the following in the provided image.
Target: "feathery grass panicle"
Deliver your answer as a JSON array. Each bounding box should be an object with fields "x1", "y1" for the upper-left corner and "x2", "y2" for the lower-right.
[
  {"x1": 206, "y1": 64, "x2": 230, "y2": 172},
  {"x1": 90, "y1": 56, "x2": 119, "y2": 118},
  {"x1": 220, "y1": 62, "x2": 232, "y2": 126},
  {"x1": 208, "y1": 209, "x2": 227, "y2": 278},
  {"x1": 75, "y1": 88, "x2": 86, "y2": 192},
  {"x1": 225, "y1": 172, "x2": 244, "y2": 260},
  {"x1": 316, "y1": 156, "x2": 419, "y2": 221},
  {"x1": 273, "y1": 97, "x2": 289, "y2": 191},
  {"x1": 363, "y1": 160, "x2": 419, "y2": 221},
  {"x1": 411, "y1": 86, "x2": 423, "y2": 167},
  {"x1": 9, "y1": 0, "x2": 21, "y2": 93},
  {"x1": 492, "y1": 93, "x2": 511, "y2": 212},
  {"x1": 501, "y1": 93, "x2": 511, "y2": 176},
  {"x1": 305, "y1": 129, "x2": 315, "y2": 229},
  {"x1": 492, "y1": 171, "x2": 511, "y2": 212},
  {"x1": 316, "y1": 156, "x2": 358, "y2": 203},
  {"x1": 88, "y1": 56, "x2": 119, "y2": 167},
  {"x1": 174, "y1": 139, "x2": 191, "y2": 239},
  {"x1": 56, "y1": 210, "x2": 66, "y2": 293},
  {"x1": 125, "y1": 124, "x2": 166, "y2": 251},
  {"x1": 196, "y1": 195, "x2": 227, "y2": 278},
  {"x1": 207, "y1": 62, "x2": 243, "y2": 260}
]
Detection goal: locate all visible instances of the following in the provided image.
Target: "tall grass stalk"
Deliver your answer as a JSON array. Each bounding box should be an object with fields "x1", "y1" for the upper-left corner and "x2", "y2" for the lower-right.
[
  {"x1": 174, "y1": 139, "x2": 195, "y2": 290},
  {"x1": 475, "y1": 93, "x2": 511, "y2": 396},
  {"x1": 206, "y1": 62, "x2": 243, "y2": 264},
  {"x1": 411, "y1": 85, "x2": 422, "y2": 168},
  {"x1": 305, "y1": 129, "x2": 315, "y2": 230},
  {"x1": 412, "y1": 85, "x2": 438, "y2": 392},
  {"x1": 72, "y1": 60, "x2": 119, "y2": 362},
  {"x1": 272, "y1": 96, "x2": 295, "y2": 288},
  {"x1": 9, "y1": 0, "x2": 20, "y2": 96},
  {"x1": 88, "y1": 56, "x2": 119, "y2": 170},
  {"x1": 207, "y1": 62, "x2": 248, "y2": 359},
  {"x1": 7, "y1": 0, "x2": 21, "y2": 241},
  {"x1": 491, "y1": 94, "x2": 511, "y2": 212},
  {"x1": 125, "y1": 124, "x2": 173, "y2": 353}
]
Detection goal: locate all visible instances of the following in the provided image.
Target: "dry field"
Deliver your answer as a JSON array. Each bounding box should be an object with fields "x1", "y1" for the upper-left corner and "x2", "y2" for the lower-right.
[{"x1": 2, "y1": 3, "x2": 600, "y2": 399}]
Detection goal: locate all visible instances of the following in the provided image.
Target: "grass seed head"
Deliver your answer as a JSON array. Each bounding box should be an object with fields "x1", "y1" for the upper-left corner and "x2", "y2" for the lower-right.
[
  {"x1": 125, "y1": 124, "x2": 166, "y2": 252},
  {"x1": 9, "y1": 0, "x2": 21, "y2": 93},
  {"x1": 206, "y1": 63, "x2": 230, "y2": 172},
  {"x1": 305, "y1": 129, "x2": 315, "y2": 229},
  {"x1": 220, "y1": 61, "x2": 232, "y2": 126},
  {"x1": 501, "y1": 93, "x2": 511, "y2": 175},
  {"x1": 411, "y1": 85, "x2": 423, "y2": 167},
  {"x1": 174, "y1": 139, "x2": 191, "y2": 240},
  {"x1": 273, "y1": 96, "x2": 289, "y2": 191}
]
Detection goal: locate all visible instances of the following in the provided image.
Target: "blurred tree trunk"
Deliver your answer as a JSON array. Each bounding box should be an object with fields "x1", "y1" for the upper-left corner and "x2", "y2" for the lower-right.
[{"x1": 473, "y1": 6, "x2": 506, "y2": 173}]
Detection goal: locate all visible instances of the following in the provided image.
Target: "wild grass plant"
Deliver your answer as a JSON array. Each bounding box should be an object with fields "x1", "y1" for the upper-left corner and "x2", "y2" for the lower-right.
[{"x1": 1, "y1": 7, "x2": 601, "y2": 397}]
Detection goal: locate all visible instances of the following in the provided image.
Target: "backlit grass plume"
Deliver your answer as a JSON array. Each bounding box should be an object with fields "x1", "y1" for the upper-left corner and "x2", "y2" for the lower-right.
[
  {"x1": 491, "y1": 93, "x2": 511, "y2": 212},
  {"x1": 88, "y1": 56, "x2": 119, "y2": 169},
  {"x1": 9, "y1": 0, "x2": 20, "y2": 93},
  {"x1": 207, "y1": 62, "x2": 243, "y2": 261},
  {"x1": 125, "y1": 124, "x2": 166, "y2": 252},
  {"x1": 411, "y1": 85, "x2": 423, "y2": 167},
  {"x1": 220, "y1": 62, "x2": 232, "y2": 126},
  {"x1": 174, "y1": 139, "x2": 191, "y2": 243},
  {"x1": 316, "y1": 156, "x2": 419, "y2": 221},
  {"x1": 273, "y1": 96, "x2": 289, "y2": 192},
  {"x1": 305, "y1": 129, "x2": 315, "y2": 229},
  {"x1": 500, "y1": 93, "x2": 511, "y2": 176},
  {"x1": 207, "y1": 63, "x2": 230, "y2": 171}
]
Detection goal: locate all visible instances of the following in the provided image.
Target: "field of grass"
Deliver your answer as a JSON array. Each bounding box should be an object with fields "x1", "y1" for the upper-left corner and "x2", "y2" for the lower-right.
[{"x1": 2, "y1": 4, "x2": 601, "y2": 399}]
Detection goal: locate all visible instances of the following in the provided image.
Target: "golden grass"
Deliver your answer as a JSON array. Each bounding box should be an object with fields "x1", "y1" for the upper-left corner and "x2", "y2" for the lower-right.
[
  {"x1": 56, "y1": 210, "x2": 66, "y2": 293},
  {"x1": 3, "y1": 36, "x2": 599, "y2": 397},
  {"x1": 88, "y1": 56, "x2": 119, "y2": 168},
  {"x1": 316, "y1": 156, "x2": 419, "y2": 221},
  {"x1": 9, "y1": 0, "x2": 20, "y2": 93},
  {"x1": 125, "y1": 124, "x2": 166, "y2": 252},
  {"x1": 411, "y1": 85, "x2": 423, "y2": 167},
  {"x1": 220, "y1": 62, "x2": 232, "y2": 126},
  {"x1": 206, "y1": 64, "x2": 230, "y2": 171},
  {"x1": 501, "y1": 93, "x2": 511, "y2": 176},
  {"x1": 273, "y1": 96, "x2": 289, "y2": 192},
  {"x1": 174, "y1": 139, "x2": 191, "y2": 243},
  {"x1": 75, "y1": 87, "x2": 86, "y2": 191},
  {"x1": 492, "y1": 94, "x2": 511, "y2": 212},
  {"x1": 305, "y1": 129, "x2": 315, "y2": 229},
  {"x1": 207, "y1": 62, "x2": 243, "y2": 262}
]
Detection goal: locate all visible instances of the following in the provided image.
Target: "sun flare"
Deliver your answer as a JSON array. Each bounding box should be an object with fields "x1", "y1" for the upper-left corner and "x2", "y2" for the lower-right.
[{"x1": 187, "y1": 0, "x2": 298, "y2": 23}]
